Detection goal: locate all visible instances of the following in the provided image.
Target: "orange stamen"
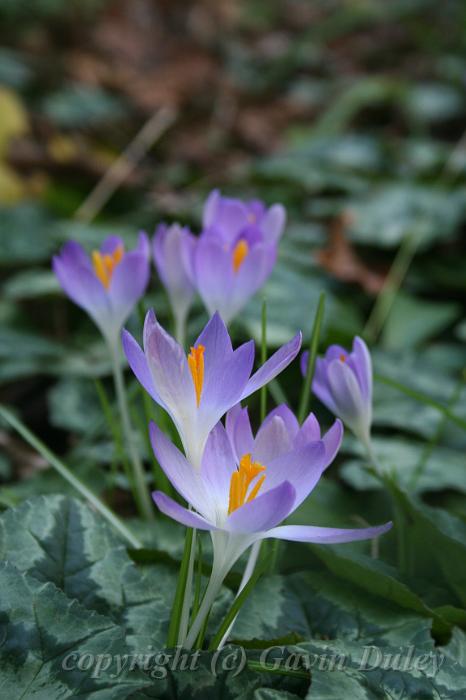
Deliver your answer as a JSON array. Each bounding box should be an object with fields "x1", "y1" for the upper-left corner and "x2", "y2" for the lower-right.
[
  {"x1": 232, "y1": 239, "x2": 249, "y2": 272},
  {"x1": 92, "y1": 244, "x2": 124, "y2": 288},
  {"x1": 228, "y1": 454, "x2": 266, "y2": 514},
  {"x1": 339, "y1": 354, "x2": 346, "y2": 362},
  {"x1": 188, "y1": 344, "x2": 205, "y2": 407}
]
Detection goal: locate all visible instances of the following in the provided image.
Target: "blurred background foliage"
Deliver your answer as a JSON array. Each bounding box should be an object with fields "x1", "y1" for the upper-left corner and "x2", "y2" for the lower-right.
[{"x1": 0, "y1": 0, "x2": 465, "y2": 563}]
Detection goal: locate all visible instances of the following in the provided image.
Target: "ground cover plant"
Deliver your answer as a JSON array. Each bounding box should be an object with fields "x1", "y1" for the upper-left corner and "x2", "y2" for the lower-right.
[{"x1": 0, "y1": 1, "x2": 466, "y2": 698}]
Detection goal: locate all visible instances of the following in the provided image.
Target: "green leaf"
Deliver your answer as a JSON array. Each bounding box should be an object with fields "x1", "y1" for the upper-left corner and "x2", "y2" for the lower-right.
[
  {"x1": 0, "y1": 495, "x2": 175, "y2": 648},
  {"x1": 232, "y1": 575, "x2": 310, "y2": 643},
  {"x1": 0, "y1": 203, "x2": 58, "y2": 264},
  {"x1": 348, "y1": 185, "x2": 466, "y2": 249},
  {"x1": 381, "y1": 292, "x2": 461, "y2": 350},
  {"x1": 388, "y1": 488, "x2": 466, "y2": 607},
  {"x1": 306, "y1": 545, "x2": 456, "y2": 638},
  {"x1": 341, "y1": 436, "x2": 466, "y2": 495},
  {"x1": 48, "y1": 377, "x2": 103, "y2": 434},
  {"x1": 0, "y1": 561, "x2": 152, "y2": 698}
]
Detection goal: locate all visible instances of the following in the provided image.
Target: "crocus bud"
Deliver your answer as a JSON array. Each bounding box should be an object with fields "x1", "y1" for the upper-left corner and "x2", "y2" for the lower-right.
[
  {"x1": 152, "y1": 223, "x2": 197, "y2": 344},
  {"x1": 302, "y1": 336, "x2": 373, "y2": 449}
]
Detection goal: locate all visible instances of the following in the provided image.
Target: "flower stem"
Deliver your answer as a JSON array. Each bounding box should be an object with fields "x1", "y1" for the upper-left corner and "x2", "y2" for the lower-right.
[
  {"x1": 298, "y1": 292, "x2": 325, "y2": 425},
  {"x1": 0, "y1": 404, "x2": 142, "y2": 549},
  {"x1": 109, "y1": 343, "x2": 154, "y2": 521},
  {"x1": 217, "y1": 540, "x2": 261, "y2": 650},
  {"x1": 174, "y1": 309, "x2": 187, "y2": 348},
  {"x1": 209, "y1": 557, "x2": 266, "y2": 651},
  {"x1": 184, "y1": 560, "x2": 226, "y2": 650},
  {"x1": 365, "y1": 440, "x2": 409, "y2": 575},
  {"x1": 260, "y1": 297, "x2": 267, "y2": 422}
]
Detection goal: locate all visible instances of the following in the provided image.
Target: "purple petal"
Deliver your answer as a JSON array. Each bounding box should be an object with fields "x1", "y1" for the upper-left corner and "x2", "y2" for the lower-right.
[
  {"x1": 201, "y1": 422, "x2": 237, "y2": 504},
  {"x1": 53, "y1": 255, "x2": 109, "y2": 320},
  {"x1": 153, "y1": 224, "x2": 195, "y2": 308},
  {"x1": 121, "y1": 329, "x2": 161, "y2": 404},
  {"x1": 321, "y1": 419, "x2": 343, "y2": 469},
  {"x1": 242, "y1": 332, "x2": 302, "y2": 400},
  {"x1": 203, "y1": 189, "x2": 220, "y2": 229},
  {"x1": 295, "y1": 413, "x2": 321, "y2": 447},
  {"x1": 195, "y1": 312, "x2": 233, "y2": 362},
  {"x1": 351, "y1": 336, "x2": 372, "y2": 402},
  {"x1": 253, "y1": 415, "x2": 294, "y2": 464},
  {"x1": 59, "y1": 240, "x2": 92, "y2": 270},
  {"x1": 203, "y1": 190, "x2": 250, "y2": 243},
  {"x1": 228, "y1": 243, "x2": 277, "y2": 318},
  {"x1": 327, "y1": 360, "x2": 367, "y2": 424},
  {"x1": 145, "y1": 318, "x2": 196, "y2": 413},
  {"x1": 312, "y1": 357, "x2": 339, "y2": 415},
  {"x1": 262, "y1": 204, "x2": 286, "y2": 243},
  {"x1": 225, "y1": 405, "x2": 254, "y2": 461},
  {"x1": 136, "y1": 231, "x2": 150, "y2": 259},
  {"x1": 293, "y1": 415, "x2": 343, "y2": 470},
  {"x1": 143, "y1": 308, "x2": 157, "y2": 352},
  {"x1": 266, "y1": 521, "x2": 392, "y2": 544},
  {"x1": 262, "y1": 405, "x2": 300, "y2": 441},
  {"x1": 101, "y1": 235, "x2": 124, "y2": 254},
  {"x1": 263, "y1": 441, "x2": 326, "y2": 508},
  {"x1": 108, "y1": 252, "x2": 150, "y2": 319},
  {"x1": 227, "y1": 481, "x2": 296, "y2": 533},
  {"x1": 149, "y1": 423, "x2": 207, "y2": 513},
  {"x1": 193, "y1": 238, "x2": 235, "y2": 319},
  {"x1": 153, "y1": 492, "x2": 215, "y2": 531},
  {"x1": 202, "y1": 340, "x2": 255, "y2": 419}
]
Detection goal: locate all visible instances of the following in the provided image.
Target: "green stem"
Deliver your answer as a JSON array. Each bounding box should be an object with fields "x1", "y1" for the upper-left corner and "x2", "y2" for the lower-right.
[
  {"x1": 365, "y1": 440, "x2": 408, "y2": 575},
  {"x1": 109, "y1": 343, "x2": 154, "y2": 521},
  {"x1": 174, "y1": 309, "x2": 187, "y2": 348},
  {"x1": 208, "y1": 558, "x2": 266, "y2": 650},
  {"x1": 0, "y1": 404, "x2": 142, "y2": 549},
  {"x1": 167, "y1": 527, "x2": 195, "y2": 647},
  {"x1": 185, "y1": 558, "x2": 226, "y2": 650},
  {"x1": 363, "y1": 230, "x2": 421, "y2": 344},
  {"x1": 217, "y1": 540, "x2": 261, "y2": 649},
  {"x1": 94, "y1": 378, "x2": 133, "y2": 489},
  {"x1": 260, "y1": 298, "x2": 267, "y2": 422},
  {"x1": 298, "y1": 292, "x2": 326, "y2": 424}
]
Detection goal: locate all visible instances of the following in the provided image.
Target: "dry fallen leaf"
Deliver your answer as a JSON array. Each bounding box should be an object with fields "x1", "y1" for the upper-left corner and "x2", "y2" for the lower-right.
[{"x1": 316, "y1": 213, "x2": 386, "y2": 294}]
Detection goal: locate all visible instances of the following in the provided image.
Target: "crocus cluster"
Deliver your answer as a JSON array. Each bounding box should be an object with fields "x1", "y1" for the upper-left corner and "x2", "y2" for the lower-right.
[
  {"x1": 153, "y1": 189, "x2": 286, "y2": 329},
  {"x1": 52, "y1": 188, "x2": 391, "y2": 651},
  {"x1": 124, "y1": 313, "x2": 391, "y2": 647}
]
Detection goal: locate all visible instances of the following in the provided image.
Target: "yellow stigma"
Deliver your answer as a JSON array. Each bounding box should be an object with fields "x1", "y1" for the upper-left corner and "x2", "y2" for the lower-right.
[
  {"x1": 92, "y1": 244, "x2": 124, "y2": 289},
  {"x1": 188, "y1": 344, "x2": 205, "y2": 407},
  {"x1": 228, "y1": 454, "x2": 266, "y2": 515},
  {"x1": 339, "y1": 354, "x2": 346, "y2": 362},
  {"x1": 232, "y1": 239, "x2": 249, "y2": 273}
]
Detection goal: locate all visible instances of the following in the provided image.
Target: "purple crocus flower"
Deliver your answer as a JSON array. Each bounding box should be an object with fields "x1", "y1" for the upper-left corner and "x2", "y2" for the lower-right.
[
  {"x1": 122, "y1": 311, "x2": 301, "y2": 467},
  {"x1": 190, "y1": 190, "x2": 286, "y2": 324},
  {"x1": 152, "y1": 223, "x2": 197, "y2": 344},
  {"x1": 53, "y1": 233, "x2": 150, "y2": 346},
  {"x1": 225, "y1": 403, "x2": 343, "y2": 470},
  {"x1": 302, "y1": 336, "x2": 373, "y2": 448},
  {"x1": 150, "y1": 419, "x2": 391, "y2": 648}
]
